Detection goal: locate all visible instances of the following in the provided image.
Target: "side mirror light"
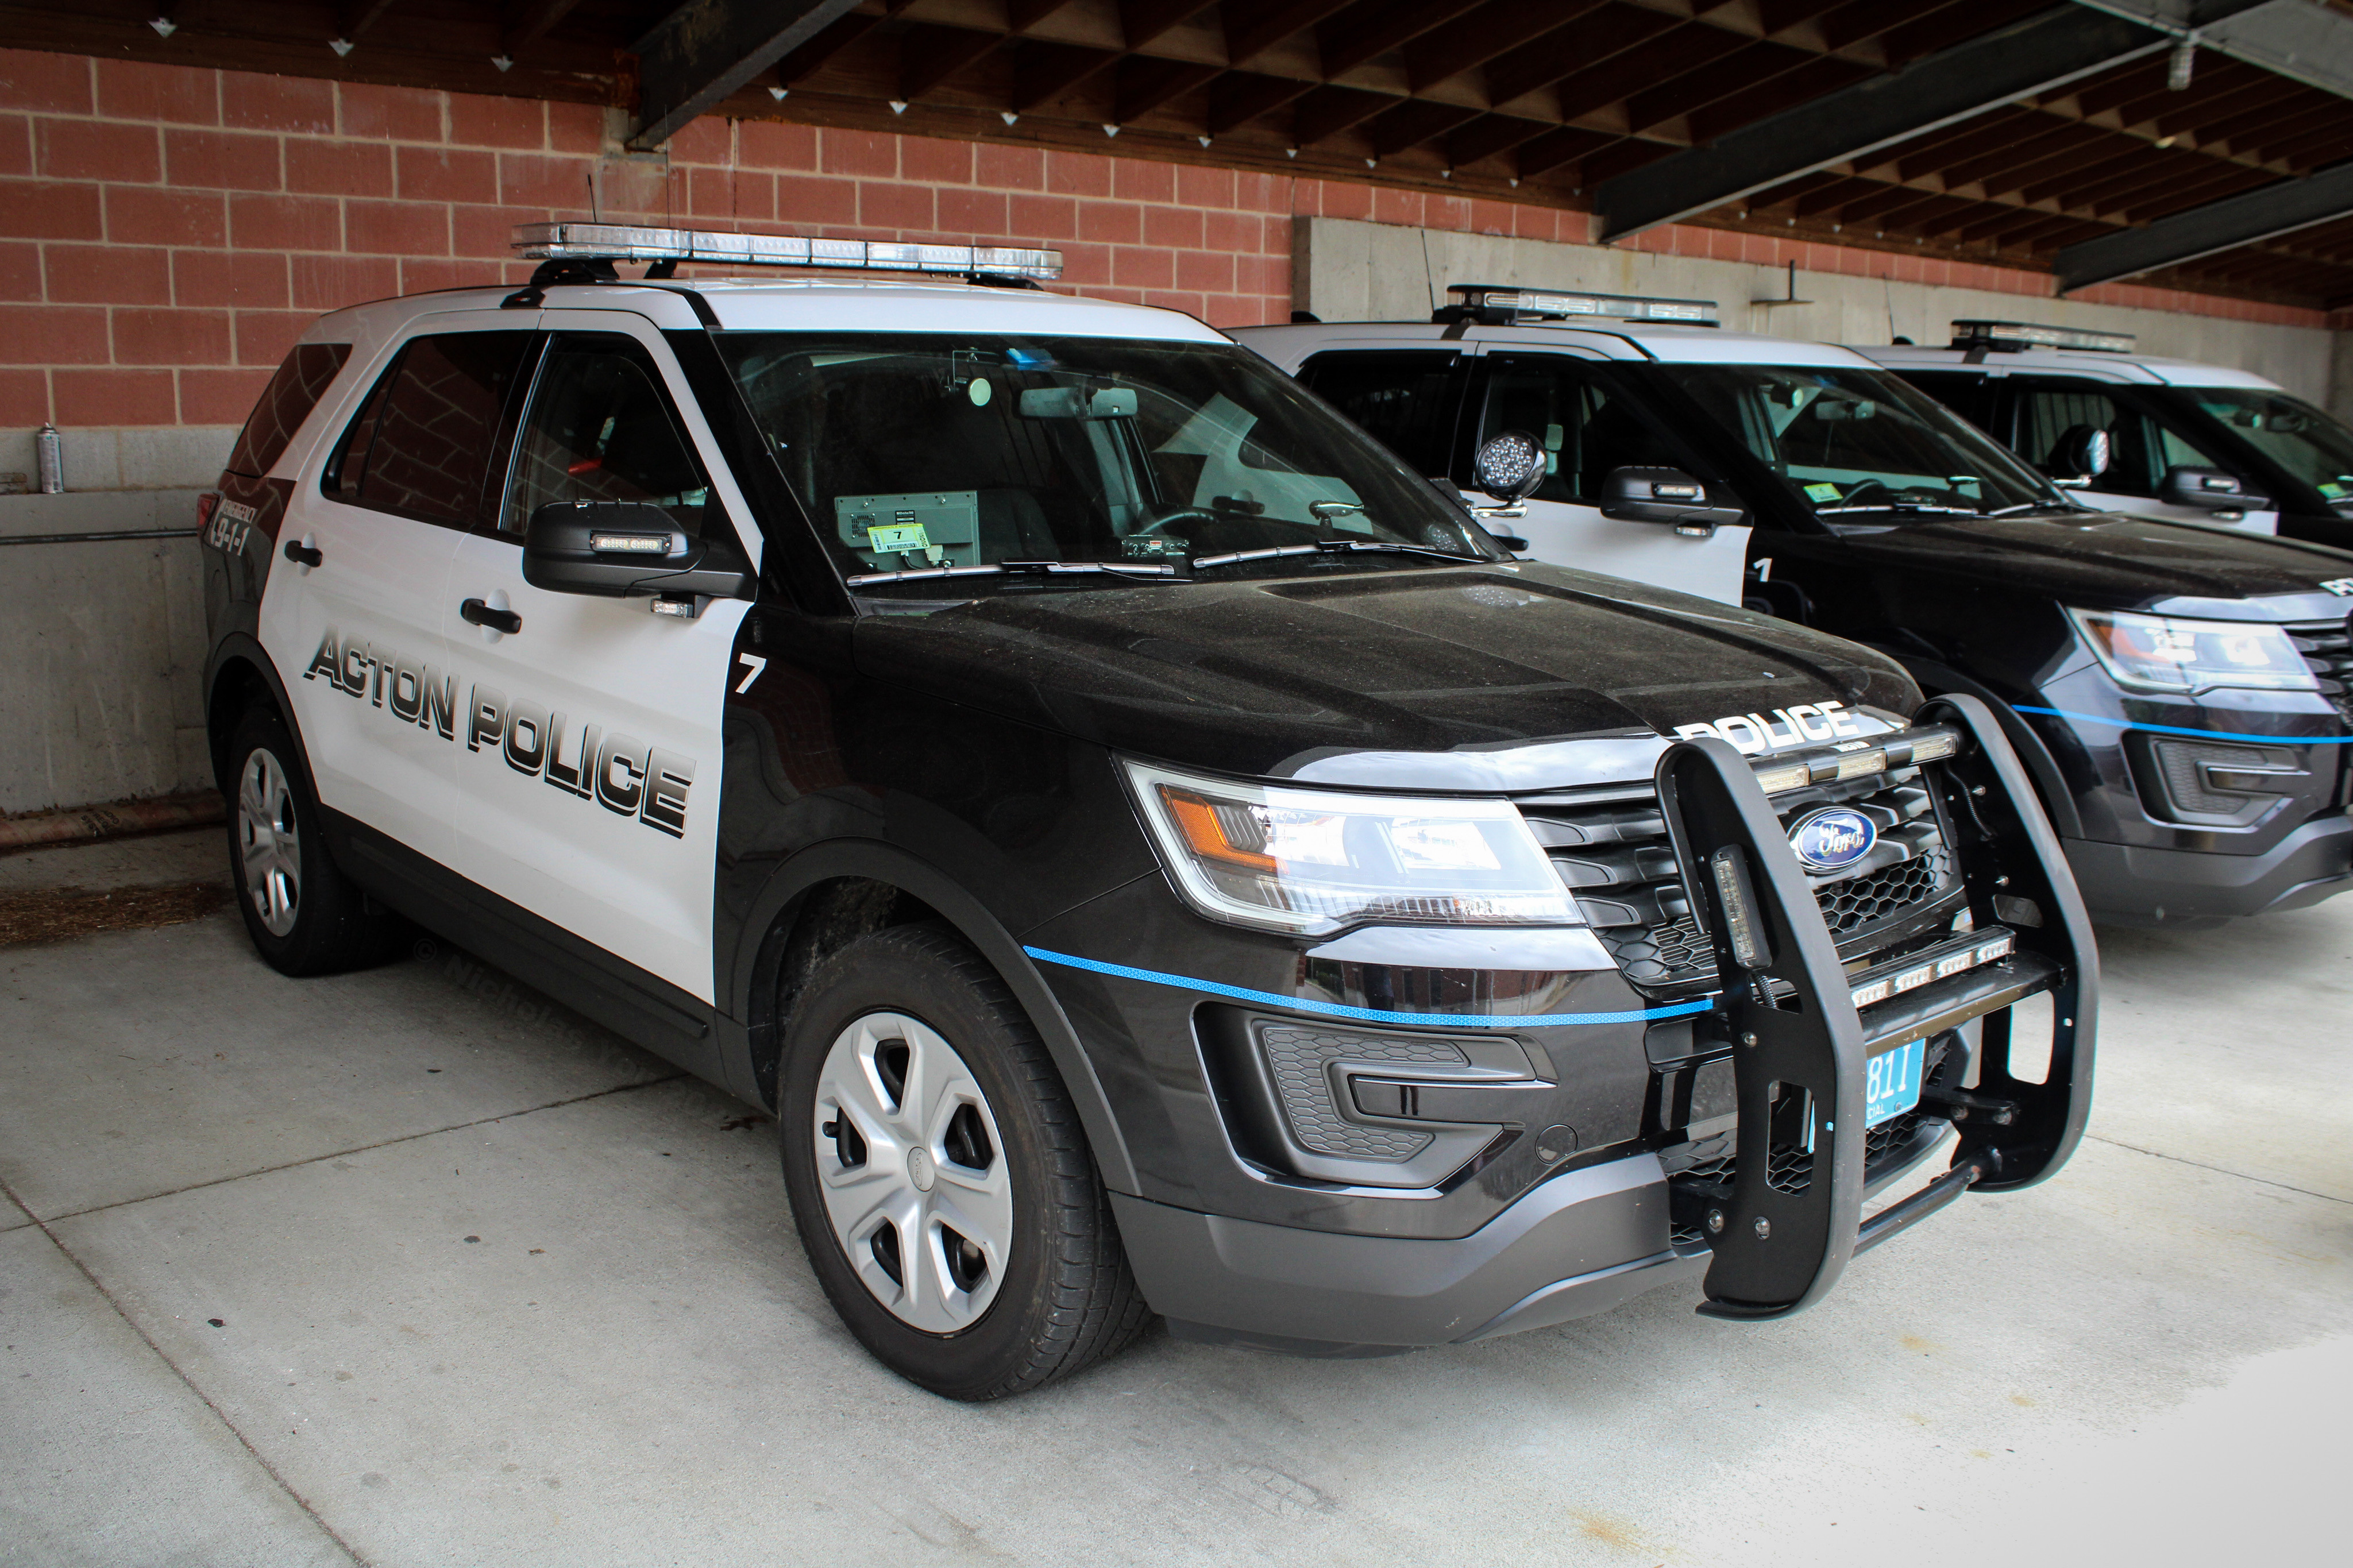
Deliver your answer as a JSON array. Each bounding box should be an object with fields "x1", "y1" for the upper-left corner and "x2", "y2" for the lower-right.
[
  {"x1": 1597, "y1": 466, "x2": 1745, "y2": 535},
  {"x1": 2048, "y1": 424, "x2": 2111, "y2": 482},
  {"x1": 1472, "y1": 429, "x2": 1546, "y2": 505},
  {"x1": 2158, "y1": 465, "x2": 2269, "y2": 514},
  {"x1": 523, "y1": 500, "x2": 755, "y2": 601}
]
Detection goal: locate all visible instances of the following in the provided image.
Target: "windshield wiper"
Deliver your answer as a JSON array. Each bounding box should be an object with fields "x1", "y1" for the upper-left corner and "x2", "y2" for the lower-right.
[
  {"x1": 843, "y1": 559, "x2": 1183, "y2": 588},
  {"x1": 1983, "y1": 500, "x2": 2086, "y2": 516},
  {"x1": 1189, "y1": 539, "x2": 1486, "y2": 570}
]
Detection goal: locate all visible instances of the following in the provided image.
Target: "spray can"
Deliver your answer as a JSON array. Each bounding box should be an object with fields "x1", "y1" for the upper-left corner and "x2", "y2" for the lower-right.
[{"x1": 35, "y1": 423, "x2": 62, "y2": 493}]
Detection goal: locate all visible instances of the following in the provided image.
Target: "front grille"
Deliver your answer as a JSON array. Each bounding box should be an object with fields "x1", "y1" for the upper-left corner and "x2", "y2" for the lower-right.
[
  {"x1": 2289, "y1": 616, "x2": 2353, "y2": 724},
  {"x1": 1519, "y1": 755, "x2": 1961, "y2": 998}
]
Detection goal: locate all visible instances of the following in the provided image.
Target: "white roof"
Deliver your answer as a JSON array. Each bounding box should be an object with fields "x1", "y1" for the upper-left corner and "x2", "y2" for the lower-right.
[
  {"x1": 1856, "y1": 342, "x2": 2283, "y2": 391},
  {"x1": 1233, "y1": 319, "x2": 1878, "y2": 368},
  {"x1": 299, "y1": 277, "x2": 1230, "y2": 346}
]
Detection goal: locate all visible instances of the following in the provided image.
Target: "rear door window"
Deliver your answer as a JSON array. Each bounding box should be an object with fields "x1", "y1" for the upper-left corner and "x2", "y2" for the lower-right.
[
  {"x1": 1294, "y1": 350, "x2": 1465, "y2": 477},
  {"x1": 226, "y1": 342, "x2": 350, "y2": 479},
  {"x1": 323, "y1": 330, "x2": 537, "y2": 528}
]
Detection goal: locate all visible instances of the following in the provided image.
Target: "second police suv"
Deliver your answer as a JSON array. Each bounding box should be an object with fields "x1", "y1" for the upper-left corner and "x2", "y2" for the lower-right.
[
  {"x1": 1241, "y1": 287, "x2": 2353, "y2": 930},
  {"x1": 200, "y1": 225, "x2": 2089, "y2": 1399}
]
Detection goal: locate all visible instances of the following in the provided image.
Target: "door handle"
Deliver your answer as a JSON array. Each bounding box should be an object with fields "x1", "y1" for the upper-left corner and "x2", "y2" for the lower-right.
[
  {"x1": 283, "y1": 539, "x2": 322, "y2": 567},
  {"x1": 460, "y1": 597, "x2": 522, "y2": 635}
]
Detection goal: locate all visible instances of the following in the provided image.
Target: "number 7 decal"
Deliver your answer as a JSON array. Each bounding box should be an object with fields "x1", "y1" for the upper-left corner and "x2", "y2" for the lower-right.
[{"x1": 734, "y1": 653, "x2": 767, "y2": 693}]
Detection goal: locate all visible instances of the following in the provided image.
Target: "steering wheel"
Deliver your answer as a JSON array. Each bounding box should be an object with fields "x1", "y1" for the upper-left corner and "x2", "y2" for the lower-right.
[{"x1": 1829, "y1": 477, "x2": 1887, "y2": 508}]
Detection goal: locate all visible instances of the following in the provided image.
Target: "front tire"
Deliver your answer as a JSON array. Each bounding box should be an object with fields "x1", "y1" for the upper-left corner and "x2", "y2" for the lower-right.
[
  {"x1": 779, "y1": 924, "x2": 1150, "y2": 1399},
  {"x1": 223, "y1": 704, "x2": 404, "y2": 975}
]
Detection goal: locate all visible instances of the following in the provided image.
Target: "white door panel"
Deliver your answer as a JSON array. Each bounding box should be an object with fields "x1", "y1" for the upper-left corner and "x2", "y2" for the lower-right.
[
  {"x1": 260, "y1": 499, "x2": 462, "y2": 860},
  {"x1": 437, "y1": 309, "x2": 752, "y2": 1002},
  {"x1": 1493, "y1": 497, "x2": 1752, "y2": 604},
  {"x1": 439, "y1": 553, "x2": 746, "y2": 1000}
]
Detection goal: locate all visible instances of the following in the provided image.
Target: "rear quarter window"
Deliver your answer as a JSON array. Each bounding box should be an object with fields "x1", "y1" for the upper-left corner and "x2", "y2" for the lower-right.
[
  {"x1": 322, "y1": 331, "x2": 536, "y2": 529},
  {"x1": 224, "y1": 343, "x2": 351, "y2": 479}
]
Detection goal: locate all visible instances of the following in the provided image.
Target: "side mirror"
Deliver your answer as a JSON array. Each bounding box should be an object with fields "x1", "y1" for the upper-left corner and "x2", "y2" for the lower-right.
[
  {"x1": 1597, "y1": 466, "x2": 1745, "y2": 536},
  {"x1": 1472, "y1": 430, "x2": 1546, "y2": 505},
  {"x1": 522, "y1": 500, "x2": 755, "y2": 601},
  {"x1": 2049, "y1": 424, "x2": 2111, "y2": 482},
  {"x1": 2159, "y1": 465, "x2": 2267, "y2": 515}
]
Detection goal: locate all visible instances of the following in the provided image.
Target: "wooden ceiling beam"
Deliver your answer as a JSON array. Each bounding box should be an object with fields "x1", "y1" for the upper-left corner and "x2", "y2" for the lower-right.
[
  {"x1": 1224, "y1": 0, "x2": 1356, "y2": 70},
  {"x1": 1320, "y1": 0, "x2": 1486, "y2": 81},
  {"x1": 1403, "y1": 0, "x2": 1603, "y2": 95},
  {"x1": 1113, "y1": 53, "x2": 1220, "y2": 123},
  {"x1": 1205, "y1": 72, "x2": 1317, "y2": 136},
  {"x1": 1289, "y1": 83, "x2": 1395, "y2": 146}
]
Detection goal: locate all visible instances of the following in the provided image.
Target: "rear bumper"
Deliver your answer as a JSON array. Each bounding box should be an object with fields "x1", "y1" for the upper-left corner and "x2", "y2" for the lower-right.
[{"x1": 2065, "y1": 813, "x2": 2353, "y2": 925}]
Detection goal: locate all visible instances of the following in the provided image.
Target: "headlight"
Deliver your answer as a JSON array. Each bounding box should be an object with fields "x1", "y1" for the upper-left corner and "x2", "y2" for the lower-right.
[
  {"x1": 1123, "y1": 760, "x2": 1580, "y2": 936},
  {"x1": 2066, "y1": 608, "x2": 2317, "y2": 694}
]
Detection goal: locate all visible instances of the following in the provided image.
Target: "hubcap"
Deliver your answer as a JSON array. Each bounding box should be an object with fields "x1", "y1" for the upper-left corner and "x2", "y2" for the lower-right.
[
  {"x1": 813, "y1": 1011, "x2": 1012, "y2": 1334},
  {"x1": 237, "y1": 747, "x2": 302, "y2": 937}
]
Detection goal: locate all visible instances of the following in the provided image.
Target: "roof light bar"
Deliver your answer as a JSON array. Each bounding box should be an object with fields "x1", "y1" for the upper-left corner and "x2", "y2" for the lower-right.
[
  {"x1": 1441, "y1": 284, "x2": 1716, "y2": 327},
  {"x1": 1949, "y1": 319, "x2": 2134, "y2": 354},
  {"x1": 512, "y1": 222, "x2": 1063, "y2": 281}
]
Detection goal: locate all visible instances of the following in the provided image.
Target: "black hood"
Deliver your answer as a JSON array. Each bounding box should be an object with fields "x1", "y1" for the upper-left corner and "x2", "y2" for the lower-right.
[
  {"x1": 854, "y1": 562, "x2": 1916, "y2": 787},
  {"x1": 1826, "y1": 511, "x2": 2353, "y2": 613}
]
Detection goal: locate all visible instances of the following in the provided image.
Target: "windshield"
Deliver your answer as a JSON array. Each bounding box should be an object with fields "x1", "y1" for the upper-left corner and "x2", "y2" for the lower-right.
[
  {"x1": 714, "y1": 333, "x2": 1501, "y2": 588},
  {"x1": 2185, "y1": 388, "x2": 2353, "y2": 510},
  {"x1": 1657, "y1": 364, "x2": 2060, "y2": 519}
]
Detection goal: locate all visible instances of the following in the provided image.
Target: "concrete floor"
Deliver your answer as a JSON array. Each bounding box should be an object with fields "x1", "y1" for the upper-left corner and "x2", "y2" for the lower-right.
[{"x1": 2, "y1": 829, "x2": 2346, "y2": 1567}]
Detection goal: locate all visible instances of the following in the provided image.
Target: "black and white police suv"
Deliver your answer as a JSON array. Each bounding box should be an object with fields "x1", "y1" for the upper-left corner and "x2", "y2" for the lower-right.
[
  {"x1": 199, "y1": 225, "x2": 2091, "y2": 1399},
  {"x1": 1241, "y1": 287, "x2": 2353, "y2": 928}
]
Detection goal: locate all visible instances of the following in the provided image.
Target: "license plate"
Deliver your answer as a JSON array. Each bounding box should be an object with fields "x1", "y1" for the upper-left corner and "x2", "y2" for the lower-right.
[{"x1": 1864, "y1": 1038, "x2": 1926, "y2": 1127}]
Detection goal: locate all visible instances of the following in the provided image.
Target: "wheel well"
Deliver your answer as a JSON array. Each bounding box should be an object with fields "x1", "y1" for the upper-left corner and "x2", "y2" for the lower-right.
[
  {"x1": 746, "y1": 876, "x2": 944, "y2": 1111},
  {"x1": 206, "y1": 658, "x2": 277, "y2": 792}
]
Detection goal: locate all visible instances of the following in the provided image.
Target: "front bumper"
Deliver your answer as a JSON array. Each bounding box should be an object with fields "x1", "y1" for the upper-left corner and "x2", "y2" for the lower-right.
[{"x1": 2065, "y1": 813, "x2": 2353, "y2": 925}]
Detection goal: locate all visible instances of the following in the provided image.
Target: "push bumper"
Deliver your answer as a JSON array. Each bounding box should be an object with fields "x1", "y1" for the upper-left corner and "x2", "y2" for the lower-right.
[
  {"x1": 1117, "y1": 696, "x2": 2096, "y2": 1347},
  {"x1": 2064, "y1": 813, "x2": 2353, "y2": 925}
]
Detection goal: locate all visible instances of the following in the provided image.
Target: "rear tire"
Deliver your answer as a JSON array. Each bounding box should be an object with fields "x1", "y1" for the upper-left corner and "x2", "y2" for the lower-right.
[
  {"x1": 779, "y1": 923, "x2": 1150, "y2": 1399},
  {"x1": 223, "y1": 704, "x2": 405, "y2": 976}
]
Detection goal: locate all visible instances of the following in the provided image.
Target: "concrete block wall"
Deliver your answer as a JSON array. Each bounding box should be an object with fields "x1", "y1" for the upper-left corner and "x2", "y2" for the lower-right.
[{"x1": 0, "y1": 491, "x2": 210, "y2": 816}]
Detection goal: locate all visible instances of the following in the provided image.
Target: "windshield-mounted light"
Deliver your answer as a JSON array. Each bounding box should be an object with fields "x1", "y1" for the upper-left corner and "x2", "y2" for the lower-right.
[
  {"x1": 1123, "y1": 761, "x2": 1580, "y2": 936},
  {"x1": 2066, "y1": 608, "x2": 2318, "y2": 694}
]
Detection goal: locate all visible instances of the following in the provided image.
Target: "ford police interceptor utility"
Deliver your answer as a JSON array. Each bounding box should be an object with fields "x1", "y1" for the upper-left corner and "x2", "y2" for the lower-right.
[
  {"x1": 200, "y1": 226, "x2": 2090, "y2": 1399},
  {"x1": 1864, "y1": 320, "x2": 2353, "y2": 550},
  {"x1": 1240, "y1": 286, "x2": 2353, "y2": 929}
]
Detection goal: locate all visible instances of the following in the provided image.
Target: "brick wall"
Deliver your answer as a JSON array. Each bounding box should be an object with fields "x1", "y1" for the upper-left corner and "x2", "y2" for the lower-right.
[{"x1": 0, "y1": 45, "x2": 2335, "y2": 442}]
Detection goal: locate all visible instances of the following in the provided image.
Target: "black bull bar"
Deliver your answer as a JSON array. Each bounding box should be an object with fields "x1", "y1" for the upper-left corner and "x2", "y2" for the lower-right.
[{"x1": 1654, "y1": 693, "x2": 2097, "y2": 1321}]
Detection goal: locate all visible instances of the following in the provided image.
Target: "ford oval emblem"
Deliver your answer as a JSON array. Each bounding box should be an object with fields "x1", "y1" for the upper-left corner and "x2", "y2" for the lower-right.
[{"x1": 1789, "y1": 807, "x2": 1876, "y2": 873}]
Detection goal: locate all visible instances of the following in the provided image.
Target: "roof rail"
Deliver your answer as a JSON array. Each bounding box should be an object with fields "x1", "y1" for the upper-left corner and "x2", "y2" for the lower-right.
[
  {"x1": 1436, "y1": 283, "x2": 1716, "y2": 328},
  {"x1": 1948, "y1": 319, "x2": 2134, "y2": 354},
  {"x1": 511, "y1": 222, "x2": 1063, "y2": 283}
]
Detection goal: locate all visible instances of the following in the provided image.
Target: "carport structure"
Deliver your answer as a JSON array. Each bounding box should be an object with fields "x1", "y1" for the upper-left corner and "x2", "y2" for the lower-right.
[{"x1": 5, "y1": 0, "x2": 2351, "y2": 310}]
